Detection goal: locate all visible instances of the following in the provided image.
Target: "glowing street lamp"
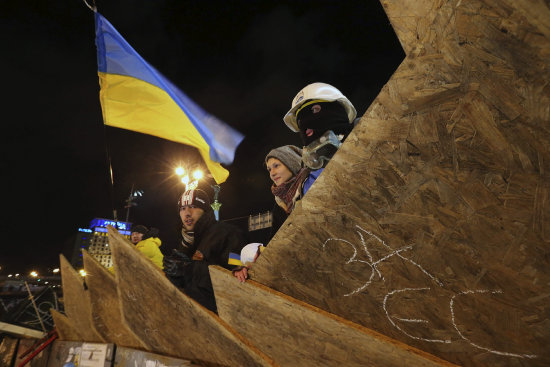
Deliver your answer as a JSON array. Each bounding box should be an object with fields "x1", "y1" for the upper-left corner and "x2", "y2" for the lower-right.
[
  {"x1": 30, "y1": 271, "x2": 38, "y2": 277},
  {"x1": 175, "y1": 167, "x2": 185, "y2": 176},
  {"x1": 79, "y1": 269, "x2": 87, "y2": 277},
  {"x1": 192, "y1": 169, "x2": 203, "y2": 180},
  {"x1": 176, "y1": 165, "x2": 203, "y2": 191},
  {"x1": 52, "y1": 268, "x2": 60, "y2": 273}
]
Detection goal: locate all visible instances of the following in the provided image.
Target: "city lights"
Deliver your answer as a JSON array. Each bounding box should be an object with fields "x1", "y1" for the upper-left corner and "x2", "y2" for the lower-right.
[
  {"x1": 192, "y1": 169, "x2": 203, "y2": 180},
  {"x1": 52, "y1": 268, "x2": 60, "y2": 273},
  {"x1": 30, "y1": 271, "x2": 38, "y2": 277},
  {"x1": 176, "y1": 165, "x2": 203, "y2": 191},
  {"x1": 79, "y1": 269, "x2": 87, "y2": 277}
]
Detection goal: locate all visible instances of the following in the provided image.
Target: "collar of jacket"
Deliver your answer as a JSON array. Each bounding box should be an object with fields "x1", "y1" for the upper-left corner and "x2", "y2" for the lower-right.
[{"x1": 193, "y1": 209, "x2": 216, "y2": 241}]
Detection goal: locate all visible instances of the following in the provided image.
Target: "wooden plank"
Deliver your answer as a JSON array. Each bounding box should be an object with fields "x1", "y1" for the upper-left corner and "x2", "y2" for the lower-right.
[
  {"x1": 210, "y1": 266, "x2": 457, "y2": 367},
  {"x1": 59, "y1": 255, "x2": 104, "y2": 342},
  {"x1": 50, "y1": 309, "x2": 83, "y2": 342},
  {"x1": 0, "y1": 321, "x2": 46, "y2": 339},
  {"x1": 82, "y1": 250, "x2": 147, "y2": 349},
  {"x1": 251, "y1": 1, "x2": 550, "y2": 366},
  {"x1": 107, "y1": 225, "x2": 277, "y2": 367},
  {"x1": 0, "y1": 336, "x2": 18, "y2": 367}
]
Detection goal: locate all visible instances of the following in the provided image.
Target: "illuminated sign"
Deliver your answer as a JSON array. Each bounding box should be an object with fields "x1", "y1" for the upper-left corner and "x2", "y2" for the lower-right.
[
  {"x1": 93, "y1": 227, "x2": 131, "y2": 236},
  {"x1": 78, "y1": 228, "x2": 92, "y2": 233},
  {"x1": 89, "y1": 218, "x2": 131, "y2": 231}
]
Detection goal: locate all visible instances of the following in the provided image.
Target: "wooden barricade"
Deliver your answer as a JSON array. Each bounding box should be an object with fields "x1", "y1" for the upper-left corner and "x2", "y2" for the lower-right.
[{"x1": 251, "y1": 0, "x2": 550, "y2": 366}]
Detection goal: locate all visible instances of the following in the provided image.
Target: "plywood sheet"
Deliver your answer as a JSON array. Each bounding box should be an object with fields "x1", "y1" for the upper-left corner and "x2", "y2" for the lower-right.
[
  {"x1": 251, "y1": 1, "x2": 550, "y2": 366},
  {"x1": 210, "y1": 266, "x2": 457, "y2": 367},
  {"x1": 82, "y1": 250, "x2": 147, "y2": 349},
  {"x1": 107, "y1": 226, "x2": 276, "y2": 367},
  {"x1": 59, "y1": 255, "x2": 104, "y2": 342},
  {"x1": 50, "y1": 309, "x2": 82, "y2": 341}
]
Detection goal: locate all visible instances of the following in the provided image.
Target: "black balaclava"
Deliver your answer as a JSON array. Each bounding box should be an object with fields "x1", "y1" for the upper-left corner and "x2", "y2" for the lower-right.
[{"x1": 296, "y1": 101, "x2": 353, "y2": 146}]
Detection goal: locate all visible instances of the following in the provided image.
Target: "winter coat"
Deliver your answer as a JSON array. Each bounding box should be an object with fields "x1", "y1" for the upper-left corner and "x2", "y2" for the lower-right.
[
  {"x1": 135, "y1": 237, "x2": 164, "y2": 270},
  {"x1": 181, "y1": 210, "x2": 245, "y2": 312}
]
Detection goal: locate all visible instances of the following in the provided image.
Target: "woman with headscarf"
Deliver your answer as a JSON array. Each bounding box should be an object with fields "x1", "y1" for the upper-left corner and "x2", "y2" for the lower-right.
[
  {"x1": 264, "y1": 145, "x2": 310, "y2": 236},
  {"x1": 232, "y1": 145, "x2": 309, "y2": 282}
]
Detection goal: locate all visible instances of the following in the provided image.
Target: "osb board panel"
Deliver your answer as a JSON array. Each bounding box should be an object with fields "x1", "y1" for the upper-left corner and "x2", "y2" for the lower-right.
[
  {"x1": 50, "y1": 309, "x2": 83, "y2": 342},
  {"x1": 82, "y1": 250, "x2": 147, "y2": 349},
  {"x1": 59, "y1": 255, "x2": 104, "y2": 343},
  {"x1": 252, "y1": 0, "x2": 550, "y2": 366},
  {"x1": 210, "y1": 266, "x2": 456, "y2": 367},
  {"x1": 107, "y1": 226, "x2": 276, "y2": 367}
]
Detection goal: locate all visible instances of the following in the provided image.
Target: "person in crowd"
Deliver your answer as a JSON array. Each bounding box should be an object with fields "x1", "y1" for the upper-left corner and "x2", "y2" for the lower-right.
[
  {"x1": 283, "y1": 82, "x2": 358, "y2": 193},
  {"x1": 109, "y1": 224, "x2": 163, "y2": 273},
  {"x1": 232, "y1": 146, "x2": 305, "y2": 282},
  {"x1": 265, "y1": 145, "x2": 309, "y2": 236},
  {"x1": 177, "y1": 188, "x2": 245, "y2": 312}
]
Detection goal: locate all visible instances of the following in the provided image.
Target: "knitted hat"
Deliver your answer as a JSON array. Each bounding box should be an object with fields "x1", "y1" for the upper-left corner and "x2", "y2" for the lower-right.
[
  {"x1": 131, "y1": 225, "x2": 148, "y2": 234},
  {"x1": 178, "y1": 189, "x2": 211, "y2": 212},
  {"x1": 265, "y1": 145, "x2": 302, "y2": 175}
]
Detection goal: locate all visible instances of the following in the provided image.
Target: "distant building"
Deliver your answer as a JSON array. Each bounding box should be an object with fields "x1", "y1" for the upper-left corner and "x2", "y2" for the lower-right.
[
  {"x1": 71, "y1": 218, "x2": 132, "y2": 270},
  {"x1": 248, "y1": 211, "x2": 273, "y2": 231}
]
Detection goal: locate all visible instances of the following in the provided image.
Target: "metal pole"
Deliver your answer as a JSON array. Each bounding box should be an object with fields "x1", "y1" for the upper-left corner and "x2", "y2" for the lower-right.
[
  {"x1": 125, "y1": 183, "x2": 134, "y2": 223},
  {"x1": 24, "y1": 281, "x2": 46, "y2": 333}
]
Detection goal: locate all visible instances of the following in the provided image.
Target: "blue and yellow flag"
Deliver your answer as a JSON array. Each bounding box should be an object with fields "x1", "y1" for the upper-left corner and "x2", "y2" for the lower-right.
[
  {"x1": 228, "y1": 252, "x2": 243, "y2": 266},
  {"x1": 95, "y1": 13, "x2": 244, "y2": 183}
]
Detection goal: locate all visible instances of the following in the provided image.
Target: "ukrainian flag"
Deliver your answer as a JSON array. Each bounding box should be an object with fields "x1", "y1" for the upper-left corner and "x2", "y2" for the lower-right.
[
  {"x1": 228, "y1": 252, "x2": 243, "y2": 266},
  {"x1": 95, "y1": 12, "x2": 244, "y2": 183}
]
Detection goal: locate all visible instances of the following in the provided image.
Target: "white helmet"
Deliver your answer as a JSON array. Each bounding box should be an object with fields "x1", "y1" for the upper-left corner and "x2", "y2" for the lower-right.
[{"x1": 283, "y1": 82, "x2": 357, "y2": 132}]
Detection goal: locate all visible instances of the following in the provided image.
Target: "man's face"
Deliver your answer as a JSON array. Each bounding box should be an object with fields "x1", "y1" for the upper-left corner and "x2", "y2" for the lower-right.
[
  {"x1": 179, "y1": 205, "x2": 205, "y2": 231},
  {"x1": 130, "y1": 232, "x2": 144, "y2": 244}
]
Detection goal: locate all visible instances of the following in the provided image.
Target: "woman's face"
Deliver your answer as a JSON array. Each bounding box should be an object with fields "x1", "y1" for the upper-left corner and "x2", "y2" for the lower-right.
[{"x1": 266, "y1": 157, "x2": 293, "y2": 186}]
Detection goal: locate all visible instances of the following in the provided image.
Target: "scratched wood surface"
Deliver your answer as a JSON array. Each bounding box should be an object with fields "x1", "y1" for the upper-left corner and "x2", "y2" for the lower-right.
[
  {"x1": 251, "y1": 0, "x2": 550, "y2": 366},
  {"x1": 50, "y1": 309, "x2": 84, "y2": 341},
  {"x1": 82, "y1": 250, "x2": 147, "y2": 350},
  {"x1": 210, "y1": 266, "x2": 457, "y2": 367},
  {"x1": 59, "y1": 255, "x2": 105, "y2": 343},
  {"x1": 107, "y1": 226, "x2": 276, "y2": 367}
]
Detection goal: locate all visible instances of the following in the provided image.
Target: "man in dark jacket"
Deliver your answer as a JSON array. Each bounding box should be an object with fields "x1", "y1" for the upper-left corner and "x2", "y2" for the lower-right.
[{"x1": 175, "y1": 189, "x2": 245, "y2": 313}]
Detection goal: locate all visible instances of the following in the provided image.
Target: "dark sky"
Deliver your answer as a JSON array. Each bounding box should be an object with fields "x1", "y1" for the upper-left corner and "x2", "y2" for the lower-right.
[{"x1": 1, "y1": 0, "x2": 404, "y2": 274}]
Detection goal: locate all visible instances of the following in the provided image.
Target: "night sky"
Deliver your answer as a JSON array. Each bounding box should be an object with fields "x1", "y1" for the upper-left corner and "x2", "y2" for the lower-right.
[{"x1": 1, "y1": 0, "x2": 404, "y2": 274}]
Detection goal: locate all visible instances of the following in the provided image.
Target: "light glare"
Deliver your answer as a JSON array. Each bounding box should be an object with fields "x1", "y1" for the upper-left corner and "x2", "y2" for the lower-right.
[{"x1": 192, "y1": 170, "x2": 203, "y2": 180}]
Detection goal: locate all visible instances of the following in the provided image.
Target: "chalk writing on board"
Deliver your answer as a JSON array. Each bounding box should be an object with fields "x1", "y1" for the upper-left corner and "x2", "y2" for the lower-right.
[{"x1": 322, "y1": 224, "x2": 538, "y2": 359}]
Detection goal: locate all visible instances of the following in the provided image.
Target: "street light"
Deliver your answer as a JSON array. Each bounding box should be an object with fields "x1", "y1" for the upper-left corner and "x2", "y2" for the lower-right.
[
  {"x1": 176, "y1": 165, "x2": 203, "y2": 191},
  {"x1": 125, "y1": 183, "x2": 144, "y2": 223},
  {"x1": 52, "y1": 268, "x2": 60, "y2": 273},
  {"x1": 175, "y1": 167, "x2": 185, "y2": 176},
  {"x1": 193, "y1": 170, "x2": 203, "y2": 180},
  {"x1": 30, "y1": 271, "x2": 38, "y2": 277},
  {"x1": 79, "y1": 269, "x2": 87, "y2": 277}
]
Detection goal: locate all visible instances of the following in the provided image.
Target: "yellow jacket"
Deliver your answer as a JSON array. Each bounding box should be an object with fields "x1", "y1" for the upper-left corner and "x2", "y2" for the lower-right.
[{"x1": 136, "y1": 237, "x2": 164, "y2": 270}]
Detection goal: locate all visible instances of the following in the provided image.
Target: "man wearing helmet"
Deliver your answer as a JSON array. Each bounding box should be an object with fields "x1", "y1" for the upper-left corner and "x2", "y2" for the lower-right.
[
  {"x1": 174, "y1": 188, "x2": 245, "y2": 313},
  {"x1": 284, "y1": 82, "x2": 358, "y2": 193},
  {"x1": 284, "y1": 82, "x2": 357, "y2": 147}
]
